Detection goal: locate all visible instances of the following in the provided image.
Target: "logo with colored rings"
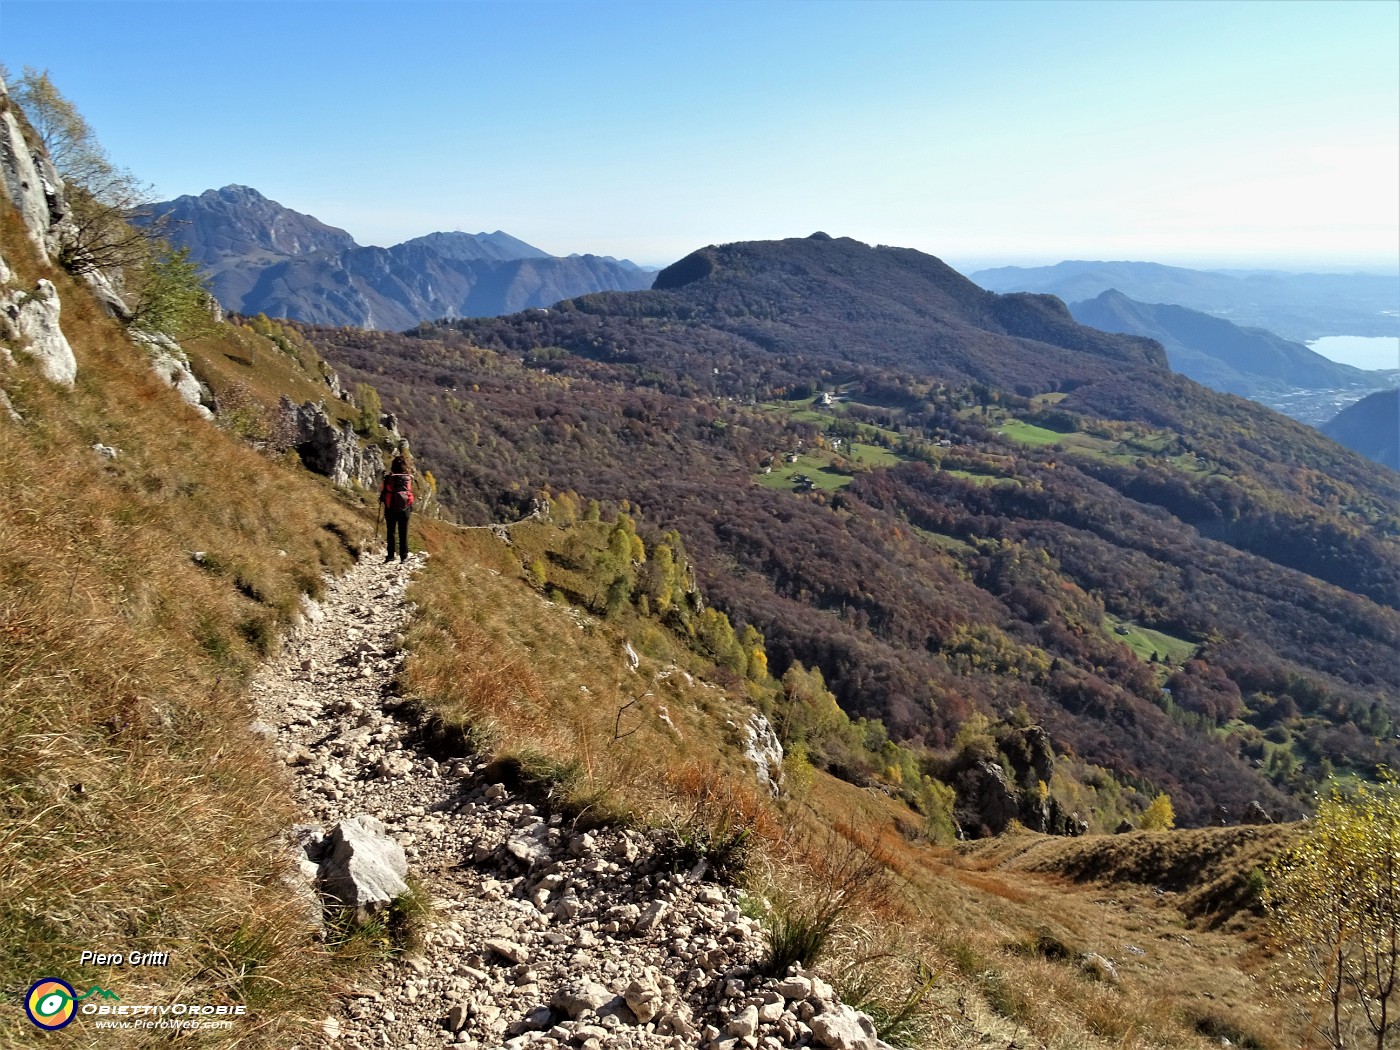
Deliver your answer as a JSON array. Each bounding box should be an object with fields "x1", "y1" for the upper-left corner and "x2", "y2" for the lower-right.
[{"x1": 26, "y1": 978, "x2": 78, "y2": 1030}]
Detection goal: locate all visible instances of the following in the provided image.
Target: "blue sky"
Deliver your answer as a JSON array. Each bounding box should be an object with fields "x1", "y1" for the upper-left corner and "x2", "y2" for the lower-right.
[{"x1": 1, "y1": 0, "x2": 1396, "y2": 272}]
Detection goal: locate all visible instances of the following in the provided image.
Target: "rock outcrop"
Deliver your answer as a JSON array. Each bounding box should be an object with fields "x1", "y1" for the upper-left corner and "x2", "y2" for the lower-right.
[
  {"x1": 281, "y1": 397, "x2": 383, "y2": 488},
  {"x1": 133, "y1": 329, "x2": 214, "y2": 419},
  {"x1": 952, "y1": 760, "x2": 1019, "y2": 838},
  {"x1": 0, "y1": 77, "x2": 67, "y2": 263},
  {"x1": 1, "y1": 276, "x2": 76, "y2": 386},
  {"x1": 1, "y1": 79, "x2": 79, "y2": 391},
  {"x1": 1240, "y1": 800, "x2": 1273, "y2": 825},
  {"x1": 743, "y1": 713, "x2": 784, "y2": 796},
  {"x1": 950, "y1": 724, "x2": 1085, "y2": 838},
  {"x1": 2, "y1": 75, "x2": 161, "y2": 403}
]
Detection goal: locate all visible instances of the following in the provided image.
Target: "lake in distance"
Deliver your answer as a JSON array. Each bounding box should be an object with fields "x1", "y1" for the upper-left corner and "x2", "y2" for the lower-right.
[{"x1": 1307, "y1": 335, "x2": 1400, "y2": 371}]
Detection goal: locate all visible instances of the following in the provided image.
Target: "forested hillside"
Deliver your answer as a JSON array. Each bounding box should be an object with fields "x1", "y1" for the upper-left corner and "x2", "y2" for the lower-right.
[
  {"x1": 6, "y1": 63, "x2": 1390, "y2": 1049},
  {"x1": 305, "y1": 236, "x2": 1400, "y2": 828},
  {"x1": 1321, "y1": 388, "x2": 1400, "y2": 470}
]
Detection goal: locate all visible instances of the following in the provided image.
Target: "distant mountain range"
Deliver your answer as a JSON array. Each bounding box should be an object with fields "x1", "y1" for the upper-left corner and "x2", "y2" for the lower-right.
[
  {"x1": 1323, "y1": 389, "x2": 1400, "y2": 471},
  {"x1": 139, "y1": 186, "x2": 656, "y2": 328},
  {"x1": 971, "y1": 260, "x2": 1400, "y2": 342},
  {"x1": 1069, "y1": 289, "x2": 1373, "y2": 397}
]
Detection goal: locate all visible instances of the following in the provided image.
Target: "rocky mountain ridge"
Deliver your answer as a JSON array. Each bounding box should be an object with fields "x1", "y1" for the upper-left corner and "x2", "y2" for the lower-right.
[{"x1": 141, "y1": 185, "x2": 656, "y2": 328}]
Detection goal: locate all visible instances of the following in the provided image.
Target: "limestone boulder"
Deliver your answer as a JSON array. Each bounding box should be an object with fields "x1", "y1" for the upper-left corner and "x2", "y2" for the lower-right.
[
  {"x1": 318, "y1": 814, "x2": 409, "y2": 916},
  {"x1": 810, "y1": 1004, "x2": 881, "y2": 1049},
  {"x1": 743, "y1": 712, "x2": 784, "y2": 796}
]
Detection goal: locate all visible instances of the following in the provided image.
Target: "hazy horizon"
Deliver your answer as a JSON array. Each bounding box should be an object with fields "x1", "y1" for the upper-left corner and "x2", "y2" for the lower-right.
[
  {"x1": 1, "y1": 0, "x2": 1396, "y2": 274},
  {"x1": 125, "y1": 181, "x2": 1400, "y2": 276}
]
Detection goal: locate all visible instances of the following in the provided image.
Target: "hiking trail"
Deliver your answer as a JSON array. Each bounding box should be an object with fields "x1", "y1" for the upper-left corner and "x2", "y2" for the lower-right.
[{"x1": 250, "y1": 553, "x2": 893, "y2": 1050}]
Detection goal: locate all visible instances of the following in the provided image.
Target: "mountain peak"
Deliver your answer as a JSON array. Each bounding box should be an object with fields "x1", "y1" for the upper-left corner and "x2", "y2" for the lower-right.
[
  {"x1": 143, "y1": 185, "x2": 655, "y2": 326},
  {"x1": 212, "y1": 183, "x2": 267, "y2": 199},
  {"x1": 542, "y1": 234, "x2": 1166, "y2": 391},
  {"x1": 143, "y1": 185, "x2": 360, "y2": 263}
]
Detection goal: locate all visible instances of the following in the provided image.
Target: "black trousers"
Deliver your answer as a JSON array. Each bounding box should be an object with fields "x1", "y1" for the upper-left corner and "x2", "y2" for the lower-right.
[{"x1": 385, "y1": 509, "x2": 410, "y2": 559}]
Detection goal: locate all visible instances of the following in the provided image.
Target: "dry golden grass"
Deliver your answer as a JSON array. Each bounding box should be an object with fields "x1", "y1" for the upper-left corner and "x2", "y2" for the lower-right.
[
  {"x1": 399, "y1": 519, "x2": 769, "y2": 839},
  {"x1": 972, "y1": 823, "x2": 1297, "y2": 931},
  {"x1": 392, "y1": 510, "x2": 1315, "y2": 1048},
  {"x1": 1, "y1": 208, "x2": 372, "y2": 1047}
]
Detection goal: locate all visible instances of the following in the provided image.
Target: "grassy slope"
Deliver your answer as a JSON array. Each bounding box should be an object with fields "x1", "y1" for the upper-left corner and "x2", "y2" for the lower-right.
[
  {"x1": 396, "y1": 508, "x2": 1309, "y2": 1050},
  {"x1": 1, "y1": 204, "x2": 1316, "y2": 1047},
  {"x1": 0, "y1": 209, "x2": 372, "y2": 1047}
]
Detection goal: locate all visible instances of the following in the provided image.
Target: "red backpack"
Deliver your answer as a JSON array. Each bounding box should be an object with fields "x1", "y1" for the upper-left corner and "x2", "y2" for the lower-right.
[{"x1": 385, "y1": 472, "x2": 413, "y2": 512}]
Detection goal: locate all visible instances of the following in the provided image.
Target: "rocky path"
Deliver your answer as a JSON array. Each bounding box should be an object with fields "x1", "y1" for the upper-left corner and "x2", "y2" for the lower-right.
[{"x1": 250, "y1": 555, "x2": 893, "y2": 1050}]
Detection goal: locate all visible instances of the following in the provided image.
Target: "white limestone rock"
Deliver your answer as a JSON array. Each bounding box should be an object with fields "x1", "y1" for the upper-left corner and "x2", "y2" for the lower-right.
[
  {"x1": 319, "y1": 813, "x2": 409, "y2": 915},
  {"x1": 743, "y1": 712, "x2": 785, "y2": 796},
  {"x1": 133, "y1": 329, "x2": 214, "y2": 419},
  {"x1": 0, "y1": 77, "x2": 65, "y2": 262},
  {"x1": 4, "y1": 279, "x2": 76, "y2": 386},
  {"x1": 0, "y1": 388, "x2": 21, "y2": 423},
  {"x1": 809, "y1": 1004, "x2": 882, "y2": 1050}
]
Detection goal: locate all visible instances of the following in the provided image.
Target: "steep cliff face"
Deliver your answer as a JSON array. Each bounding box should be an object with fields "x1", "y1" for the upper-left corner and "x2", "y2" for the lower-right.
[{"x1": 0, "y1": 81, "x2": 68, "y2": 263}]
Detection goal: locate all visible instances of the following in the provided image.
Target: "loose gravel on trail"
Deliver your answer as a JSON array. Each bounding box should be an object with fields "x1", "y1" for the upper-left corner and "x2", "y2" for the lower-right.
[{"x1": 251, "y1": 554, "x2": 892, "y2": 1050}]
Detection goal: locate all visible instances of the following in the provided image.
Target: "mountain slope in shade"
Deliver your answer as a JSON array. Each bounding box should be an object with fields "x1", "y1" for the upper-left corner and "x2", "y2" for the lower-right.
[
  {"x1": 971, "y1": 260, "x2": 1400, "y2": 342},
  {"x1": 1070, "y1": 289, "x2": 1373, "y2": 396},
  {"x1": 241, "y1": 247, "x2": 657, "y2": 330},
  {"x1": 454, "y1": 234, "x2": 1167, "y2": 395},
  {"x1": 141, "y1": 185, "x2": 655, "y2": 328},
  {"x1": 1322, "y1": 389, "x2": 1400, "y2": 471}
]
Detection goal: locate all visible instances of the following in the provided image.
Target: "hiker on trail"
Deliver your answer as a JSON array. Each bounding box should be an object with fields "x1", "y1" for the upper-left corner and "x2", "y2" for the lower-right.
[{"x1": 380, "y1": 456, "x2": 414, "y2": 563}]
